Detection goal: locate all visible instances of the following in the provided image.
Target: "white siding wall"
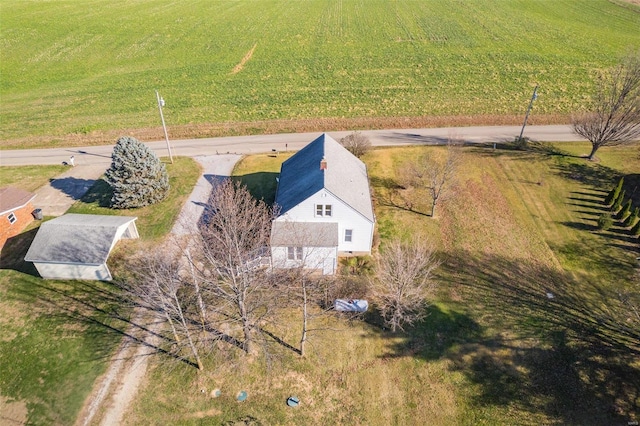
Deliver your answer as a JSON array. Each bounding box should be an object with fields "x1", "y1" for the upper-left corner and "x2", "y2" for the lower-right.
[
  {"x1": 33, "y1": 262, "x2": 112, "y2": 281},
  {"x1": 271, "y1": 246, "x2": 337, "y2": 275},
  {"x1": 276, "y1": 189, "x2": 373, "y2": 254}
]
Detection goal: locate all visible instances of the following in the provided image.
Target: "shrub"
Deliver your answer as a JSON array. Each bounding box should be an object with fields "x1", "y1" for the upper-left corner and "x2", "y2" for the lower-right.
[
  {"x1": 513, "y1": 136, "x2": 529, "y2": 150},
  {"x1": 611, "y1": 190, "x2": 625, "y2": 213},
  {"x1": 631, "y1": 219, "x2": 640, "y2": 237},
  {"x1": 340, "y1": 255, "x2": 375, "y2": 276},
  {"x1": 105, "y1": 136, "x2": 170, "y2": 209},
  {"x1": 618, "y1": 199, "x2": 633, "y2": 220},
  {"x1": 605, "y1": 177, "x2": 624, "y2": 206},
  {"x1": 329, "y1": 275, "x2": 370, "y2": 300},
  {"x1": 340, "y1": 131, "x2": 372, "y2": 158},
  {"x1": 624, "y1": 207, "x2": 639, "y2": 228},
  {"x1": 597, "y1": 213, "x2": 614, "y2": 231}
]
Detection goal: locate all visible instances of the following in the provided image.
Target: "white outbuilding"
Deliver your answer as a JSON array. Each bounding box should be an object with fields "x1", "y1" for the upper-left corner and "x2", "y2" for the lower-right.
[{"x1": 25, "y1": 214, "x2": 139, "y2": 281}]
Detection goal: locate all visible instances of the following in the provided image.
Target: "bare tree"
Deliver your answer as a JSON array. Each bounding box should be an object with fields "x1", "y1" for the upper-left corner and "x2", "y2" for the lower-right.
[
  {"x1": 194, "y1": 179, "x2": 276, "y2": 355},
  {"x1": 129, "y1": 249, "x2": 204, "y2": 370},
  {"x1": 572, "y1": 51, "x2": 640, "y2": 160},
  {"x1": 340, "y1": 131, "x2": 372, "y2": 158},
  {"x1": 270, "y1": 220, "x2": 336, "y2": 356},
  {"x1": 403, "y1": 140, "x2": 460, "y2": 217},
  {"x1": 370, "y1": 238, "x2": 439, "y2": 332}
]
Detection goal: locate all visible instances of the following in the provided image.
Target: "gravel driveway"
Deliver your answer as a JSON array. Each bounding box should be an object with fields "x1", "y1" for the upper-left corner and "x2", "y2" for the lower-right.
[
  {"x1": 76, "y1": 154, "x2": 241, "y2": 426},
  {"x1": 171, "y1": 154, "x2": 242, "y2": 235}
]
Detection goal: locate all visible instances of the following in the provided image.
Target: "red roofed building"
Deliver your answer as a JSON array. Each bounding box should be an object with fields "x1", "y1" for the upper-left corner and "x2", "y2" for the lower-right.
[{"x1": 0, "y1": 187, "x2": 37, "y2": 248}]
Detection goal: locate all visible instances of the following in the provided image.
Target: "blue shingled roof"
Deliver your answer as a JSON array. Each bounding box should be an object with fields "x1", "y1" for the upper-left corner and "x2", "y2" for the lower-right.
[{"x1": 274, "y1": 134, "x2": 374, "y2": 222}]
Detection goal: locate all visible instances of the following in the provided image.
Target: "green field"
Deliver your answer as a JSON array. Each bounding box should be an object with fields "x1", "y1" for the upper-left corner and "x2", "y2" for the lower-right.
[{"x1": 2, "y1": 0, "x2": 639, "y2": 147}]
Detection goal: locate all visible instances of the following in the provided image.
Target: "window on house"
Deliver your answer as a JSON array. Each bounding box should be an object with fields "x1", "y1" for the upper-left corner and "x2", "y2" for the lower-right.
[
  {"x1": 7, "y1": 213, "x2": 16, "y2": 225},
  {"x1": 315, "y1": 204, "x2": 333, "y2": 217},
  {"x1": 345, "y1": 229, "x2": 353, "y2": 242},
  {"x1": 287, "y1": 246, "x2": 303, "y2": 260}
]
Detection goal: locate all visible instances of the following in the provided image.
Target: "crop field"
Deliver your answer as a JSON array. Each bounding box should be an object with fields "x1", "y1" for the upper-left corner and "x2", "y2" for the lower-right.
[{"x1": 2, "y1": 0, "x2": 639, "y2": 147}]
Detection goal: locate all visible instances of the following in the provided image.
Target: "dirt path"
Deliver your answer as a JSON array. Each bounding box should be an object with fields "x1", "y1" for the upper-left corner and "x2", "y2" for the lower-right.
[
  {"x1": 75, "y1": 155, "x2": 240, "y2": 426},
  {"x1": 74, "y1": 309, "x2": 157, "y2": 426}
]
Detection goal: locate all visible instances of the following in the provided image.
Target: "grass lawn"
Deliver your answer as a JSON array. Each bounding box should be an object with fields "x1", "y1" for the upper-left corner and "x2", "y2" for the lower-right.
[
  {"x1": 0, "y1": 271, "x2": 129, "y2": 425},
  {"x1": 0, "y1": 164, "x2": 68, "y2": 192},
  {"x1": 232, "y1": 152, "x2": 294, "y2": 205},
  {"x1": 0, "y1": 156, "x2": 201, "y2": 424},
  {"x1": 2, "y1": 1, "x2": 640, "y2": 147},
  {"x1": 121, "y1": 141, "x2": 639, "y2": 425},
  {"x1": 66, "y1": 156, "x2": 201, "y2": 240}
]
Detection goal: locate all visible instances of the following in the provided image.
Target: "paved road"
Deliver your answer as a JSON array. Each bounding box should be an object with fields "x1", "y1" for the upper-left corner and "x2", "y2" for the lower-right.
[{"x1": 0, "y1": 125, "x2": 584, "y2": 167}]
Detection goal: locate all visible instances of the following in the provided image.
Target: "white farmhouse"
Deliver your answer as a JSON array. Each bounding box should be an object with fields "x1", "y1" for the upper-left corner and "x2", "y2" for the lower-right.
[{"x1": 270, "y1": 133, "x2": 375, "y2": 274}]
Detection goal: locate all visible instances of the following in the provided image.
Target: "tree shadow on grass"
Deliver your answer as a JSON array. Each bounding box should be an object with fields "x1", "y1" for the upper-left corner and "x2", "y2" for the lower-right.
[
  {"x1": 552, "y1": 160, "x2": 621, "y2": 188},
  {"x1": 561, "y1": 220, "x2": 599, "y2": 232},
  {"x1": 469, "y1": 141, "x2": 576, "y2": 159},
  {"x1": 566, "y1": 201, "x2": 610, "y2": 212},
  {"x1": 10, "y1": 275, "x2": 200, "y2": 369},
  {"x1": 79, "y1": 178, "x2": 112, "y2": 207},
  {"x1": 233, "y1": 172, "x2": 279, "y2": 205},
  {"x1": 369, "y1": 175, "x2": 431, "y2": 217},
  {"x1": 375, "y1": 251, "x2": 639, "y2": 424}
]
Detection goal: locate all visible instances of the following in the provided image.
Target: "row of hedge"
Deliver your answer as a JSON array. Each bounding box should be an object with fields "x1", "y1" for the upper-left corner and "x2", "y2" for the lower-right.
[{"x1": 598, "y1": 177, "x2": 640, "y2": 236}]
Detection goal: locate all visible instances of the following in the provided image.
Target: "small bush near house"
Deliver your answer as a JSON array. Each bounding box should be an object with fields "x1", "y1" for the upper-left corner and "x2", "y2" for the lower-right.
[
  {"x1": 340, "y1": 131, "x2": 372, "y2": 158},
  {"x1": 105, "y1": 136, "x2": 169, "y2": 209},
  {"x1": 339, "y1": 255, "x2": 375, "y2": 276},
  {"x1": 597, "y1": 213, "x2": 614, "y2": 231}
]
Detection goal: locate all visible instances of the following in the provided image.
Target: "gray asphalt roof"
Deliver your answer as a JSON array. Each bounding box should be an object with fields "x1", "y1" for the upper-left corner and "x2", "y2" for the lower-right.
[
  {"x1": 25, "y1": 214, "x2": 137, "y2": 264},
  {"x1": 271, "y1": 221, "x2": 339, "y2": 247},
  {"x1": 0, "y1": 187, "x2": 35, "y2": 215},
  {"x1": 274, "y1": 133, "x2": 374, "y2": 222}
]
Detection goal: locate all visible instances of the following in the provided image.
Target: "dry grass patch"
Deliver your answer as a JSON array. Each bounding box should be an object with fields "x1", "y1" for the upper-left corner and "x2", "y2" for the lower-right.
[
  {"x1": 122, "y1": 143, "x2": 640, "y2": 425},
  {"x1": 0, "y1": 396, "x2": 28, "y2": 425},
  {"x1": 1, "y1": 114, "x2": 568, "y2": 150}
]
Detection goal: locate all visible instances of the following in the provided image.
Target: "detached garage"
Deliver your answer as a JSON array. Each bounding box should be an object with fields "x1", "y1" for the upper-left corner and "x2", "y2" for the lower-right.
[{"x1": 25, "y1": 214, "x2": 139, "y2": 281}]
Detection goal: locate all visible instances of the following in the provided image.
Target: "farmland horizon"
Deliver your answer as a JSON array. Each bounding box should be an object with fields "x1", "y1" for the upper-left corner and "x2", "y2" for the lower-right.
[{"x1": 1, "y1": 0, "x2": 639, "y2": 149}]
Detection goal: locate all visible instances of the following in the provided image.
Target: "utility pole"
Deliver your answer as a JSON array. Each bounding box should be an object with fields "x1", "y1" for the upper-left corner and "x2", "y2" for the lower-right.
[
  {"x1": 518, "y1": 85, "x2": 538, "y2": 142},
  {"x1": 155, "y1": 90, "x2": 173, "y2": 164}
]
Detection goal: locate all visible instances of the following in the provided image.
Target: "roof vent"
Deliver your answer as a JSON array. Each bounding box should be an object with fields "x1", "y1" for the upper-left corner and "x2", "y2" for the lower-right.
[{"x1": 320, "y1": 157, "x2": 327, "y2": 170}]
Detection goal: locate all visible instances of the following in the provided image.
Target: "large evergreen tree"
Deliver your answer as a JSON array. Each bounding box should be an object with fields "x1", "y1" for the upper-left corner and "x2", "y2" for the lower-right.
[{"x1": 105, "y1": 136, "x2": 170, "y2": 209}]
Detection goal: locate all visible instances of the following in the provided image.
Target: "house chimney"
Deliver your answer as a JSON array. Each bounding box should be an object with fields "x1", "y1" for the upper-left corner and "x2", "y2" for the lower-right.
[{"x1": 320, "y1": 157, "x2": 327, "y2": 170}]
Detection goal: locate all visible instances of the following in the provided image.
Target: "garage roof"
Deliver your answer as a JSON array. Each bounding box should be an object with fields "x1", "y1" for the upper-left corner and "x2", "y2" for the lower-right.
[{"x1": 25, "y1": 214, "x2": 137, "y2": 265}]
